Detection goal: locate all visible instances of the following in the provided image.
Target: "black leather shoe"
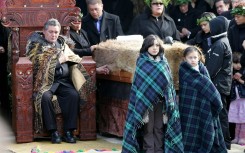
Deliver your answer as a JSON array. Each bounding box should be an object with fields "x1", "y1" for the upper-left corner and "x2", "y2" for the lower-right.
[
  {"x1": 63, "y1": 131, "x2": 76, "y2": 143},
  {"x1": 51, "y1": 131, "x2": 61, "y2": 144}
]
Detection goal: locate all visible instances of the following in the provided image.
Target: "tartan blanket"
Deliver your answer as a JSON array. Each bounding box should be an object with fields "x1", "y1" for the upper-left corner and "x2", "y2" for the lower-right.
[
  {"x1": 179, "y1": 61, "x2": 227, "y2": 152},
  {"x1": 26, "y1": 32, "x2": 95, "y2": 133},
  {"x1": 122, "y1": 53, "x2": 184, "y2": 153}
]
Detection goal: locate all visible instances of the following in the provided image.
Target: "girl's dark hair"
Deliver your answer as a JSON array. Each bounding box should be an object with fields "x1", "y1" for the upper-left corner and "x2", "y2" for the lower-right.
[
  {"x1": 183, "y1": 46, "x2": 203, "y2": 58},
  {"x1": 232, "y1": 52, "x2": 241, "y2": 63},
  {"x1": 140, "y1": 34, "x2": 164, "y2": 54}
]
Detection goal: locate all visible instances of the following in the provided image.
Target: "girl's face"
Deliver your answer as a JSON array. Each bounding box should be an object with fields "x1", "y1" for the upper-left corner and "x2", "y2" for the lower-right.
[
  {"x1": 185, "y1": 51, "x2": 199, "y2": 67},
  {"x1": 233, "y1": 62, "x2": 241, "y2": 70},
  {"x1": 200, "y1": 21, "x2": 210, "y2": 34},
  {"x1": 148, "y1": 40, "x2": 160, "y2": 56}
]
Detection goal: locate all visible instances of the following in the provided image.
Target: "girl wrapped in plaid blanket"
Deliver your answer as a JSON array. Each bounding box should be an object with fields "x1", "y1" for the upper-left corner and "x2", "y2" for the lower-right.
[
  {"x1": 179, "y1": 47, "x2": 227, "y2": 152},
  {"x1": 122, "y1": 34, "x2": 184, "y2": 153}
]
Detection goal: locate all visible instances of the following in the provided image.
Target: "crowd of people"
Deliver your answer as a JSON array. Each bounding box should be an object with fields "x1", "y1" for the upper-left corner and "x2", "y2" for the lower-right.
[{"x1": 0, "y1": 0, "x2": 245, "y2": 152}]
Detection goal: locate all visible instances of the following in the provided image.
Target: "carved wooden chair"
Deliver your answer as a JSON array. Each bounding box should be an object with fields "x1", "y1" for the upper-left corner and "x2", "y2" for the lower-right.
[{"x1": 0, "y1": 0, "x2": 96, "y2": 143}]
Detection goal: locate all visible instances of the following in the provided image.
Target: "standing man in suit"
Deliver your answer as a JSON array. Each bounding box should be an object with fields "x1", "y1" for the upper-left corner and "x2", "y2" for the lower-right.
[{"x1": 82, "y1": 0, "x2": 124, "y2": 45}]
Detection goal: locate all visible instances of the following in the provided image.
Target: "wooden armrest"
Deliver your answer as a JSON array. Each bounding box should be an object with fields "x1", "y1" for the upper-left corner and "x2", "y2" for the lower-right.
[{"x1": 13, "y1": 57, "x2": 33, "y2": 143}]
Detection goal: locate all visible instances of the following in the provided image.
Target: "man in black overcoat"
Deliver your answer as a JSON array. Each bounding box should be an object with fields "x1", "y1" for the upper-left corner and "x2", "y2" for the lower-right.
[{"x1": 82, "y1": 0, "x2": 124, "y2": 45}]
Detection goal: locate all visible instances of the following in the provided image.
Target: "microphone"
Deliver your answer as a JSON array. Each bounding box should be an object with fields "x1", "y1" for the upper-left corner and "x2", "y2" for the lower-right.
[{"x1": 164, "y1": 36, "x2": 174, "y2": 45}]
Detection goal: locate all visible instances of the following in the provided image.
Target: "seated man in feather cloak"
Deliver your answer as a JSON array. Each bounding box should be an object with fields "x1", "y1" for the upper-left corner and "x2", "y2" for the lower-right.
[{"x1": 26, "y1": 18, "x2": 94, "y2": 144}]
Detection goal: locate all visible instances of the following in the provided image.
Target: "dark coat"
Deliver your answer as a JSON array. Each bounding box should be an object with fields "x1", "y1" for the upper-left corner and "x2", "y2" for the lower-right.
[
  {"x1": 228, "y1": 21, "x2": 245, "y2": 67},
  {"x1": 194, "y1": 0, "x2": 212, "y2": 14},
  {"x1": 228, "y1": 22, "x2": 245, "y2": 53},
  {"x1": 82, "y1": 11, "x2": 124, "y2": 45},
  {"x1": 230, "y1": 69, "x2": 245, "y2": 101},
  {"x1": 221, "y1": 10, "x2": 233, "y2": 20},
  {"x1": 186, "y1": 31, "x2": 212, "y2": 55},
  {"x1": 70, "y1": 29, "x2": 92, "y2": 57},
  {"x1": 170, "y1": 3, "x2": 201, "y2": 42},
  {"x1": 102, "y1": 0, "x2": 134, "y2": 33},
  {"x1": 128, "y1": 7, "x2": 180, "y2": 41},
  {"x1": 205, "y1": 16, "x2": 232, "y2": 95}
]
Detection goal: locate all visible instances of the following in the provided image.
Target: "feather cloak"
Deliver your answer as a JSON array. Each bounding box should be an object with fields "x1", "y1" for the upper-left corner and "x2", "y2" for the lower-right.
[{"x1": 26, "y1": 32, "x2": 95, "y2": 133}]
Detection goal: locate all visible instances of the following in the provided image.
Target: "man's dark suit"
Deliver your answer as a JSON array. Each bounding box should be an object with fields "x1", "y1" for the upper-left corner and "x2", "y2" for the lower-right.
[{"x1": 82, "y1": 11, "x2": 123, "y2": 45}]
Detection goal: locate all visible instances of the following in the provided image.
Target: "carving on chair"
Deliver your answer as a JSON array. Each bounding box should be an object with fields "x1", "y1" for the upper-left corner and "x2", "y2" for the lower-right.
[
  {"x1": 5, "y1": 0, "x2": 15, "y2": 7},
  {"x1": 13, "y1": 58, "x2": 33, "y2": 142},
  {"x1": 58, "y1": 0, "x2": 76, "y2": 6},
  {"x1": 5, "y1": 0, "x2": 76, "y2": 7},
  {"x1": 1, "y1": 8, "x2": 80, "y2": 27},
  {"x1": 63, "y1": 26, "x2": 70, "y2": 37},
  {"x1": 16, "y1": 66, "x2": 32, "y2": 88},
  {"x1": 11, "y1": 27, "x2": 20, "y2": 63},
  {"x1": 36, "y1": 10, "x2": 50, "y2": 24}
]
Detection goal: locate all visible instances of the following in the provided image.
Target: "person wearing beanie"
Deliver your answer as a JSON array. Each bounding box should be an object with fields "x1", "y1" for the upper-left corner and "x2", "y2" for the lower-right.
[
  {"x1": 128, "y1": 0, "x2": 180, "y2": 44},
  {"x1": 187, "y1": 12, "x2": 216, "y2": 55},
  {"x1": 205, "y1": 16, "x2": 232, "y2": 150}
]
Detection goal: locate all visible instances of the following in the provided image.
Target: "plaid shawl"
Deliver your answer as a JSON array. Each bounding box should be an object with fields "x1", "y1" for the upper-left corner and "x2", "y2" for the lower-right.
[
  {"x1": 179, "y1": 61, "x2": 227, "y2": 153},
  {"x1": 122, "y1": 53, "x2": 184, "y2": 153},
  {"x1": 26, "y1": 32, "x2": 95, "y2": 133}
]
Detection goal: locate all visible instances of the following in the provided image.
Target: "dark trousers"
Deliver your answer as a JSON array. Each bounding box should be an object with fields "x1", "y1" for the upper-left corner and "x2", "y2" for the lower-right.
[
  {"x1": 41, "y1": 84, "x2": 79, "y2": 131},
  {"x1": 143, "y1": 102, "x2": 163, "y2": 153},
  {"x1": 220, "y1": 93, "x2": 231, "y2": 149}
]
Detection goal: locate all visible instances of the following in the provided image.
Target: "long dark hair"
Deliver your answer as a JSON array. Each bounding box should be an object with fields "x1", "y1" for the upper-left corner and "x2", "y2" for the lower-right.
[{"x1": 140, "y1": 34, "x2": 164, "y2": 54}]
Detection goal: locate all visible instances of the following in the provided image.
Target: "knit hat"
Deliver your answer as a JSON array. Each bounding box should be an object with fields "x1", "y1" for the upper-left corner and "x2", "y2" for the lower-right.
[
  {"x1": 196, "y1": 12, "x2": 216, "y2": 25},
  {"x1": 231, "y1": 2, "x2": 245, "y2": 16},
  {"x1": 144, "y1": 0, "x2": 171, "y2": 7},
  {"x1": 175, "y1": 0, "x2": 190, "y2": 5}
]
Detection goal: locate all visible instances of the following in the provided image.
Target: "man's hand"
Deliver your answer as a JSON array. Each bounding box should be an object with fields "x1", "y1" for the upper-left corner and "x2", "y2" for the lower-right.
[
  {"x1": 181, "y1": 28, "x2": 190, "y2": 36},
  {"x1": 0, "y1": 46, "x2": 5, "y2": 53},
  {"x1": 90, "y1": 45, "x2": 98, "y2": 52},
  {"x1": 96, "y1": 65, "x2": 110, "y2": 75}
]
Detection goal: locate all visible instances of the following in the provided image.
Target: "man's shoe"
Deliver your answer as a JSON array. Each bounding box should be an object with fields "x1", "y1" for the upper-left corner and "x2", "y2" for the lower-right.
[
  {"x1": 63, "y1": 131, "x2": 76, "y2": 143},
  {"x1": 51, "y1": 131, "x2": 61, "y2": 144}
]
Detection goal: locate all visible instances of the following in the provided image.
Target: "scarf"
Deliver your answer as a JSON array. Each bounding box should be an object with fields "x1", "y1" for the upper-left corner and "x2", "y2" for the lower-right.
[
  {"x1": 26, "y1": 32, "x2": 95, "y2": 133},
  {"x1": 122, "y1": 52, "x2": 183, "y2": 153}
]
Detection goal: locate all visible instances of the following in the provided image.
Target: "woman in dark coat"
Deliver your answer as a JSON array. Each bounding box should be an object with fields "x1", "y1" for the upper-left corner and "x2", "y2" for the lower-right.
[
  {"x1": 228, "y1": 3, "x2": 245, "y2": 67},
  {"x1": 170, "y1": 0, "x2": 201, "y2": 42},
  {"x1": 128, "y1": 0, "x2": 180, "y2": 43}
]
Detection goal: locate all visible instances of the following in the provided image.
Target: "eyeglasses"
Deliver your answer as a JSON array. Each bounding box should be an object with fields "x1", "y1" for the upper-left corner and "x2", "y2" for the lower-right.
[{"x1": 151, "y1": 2, "x2": 163, "y2": 5}]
